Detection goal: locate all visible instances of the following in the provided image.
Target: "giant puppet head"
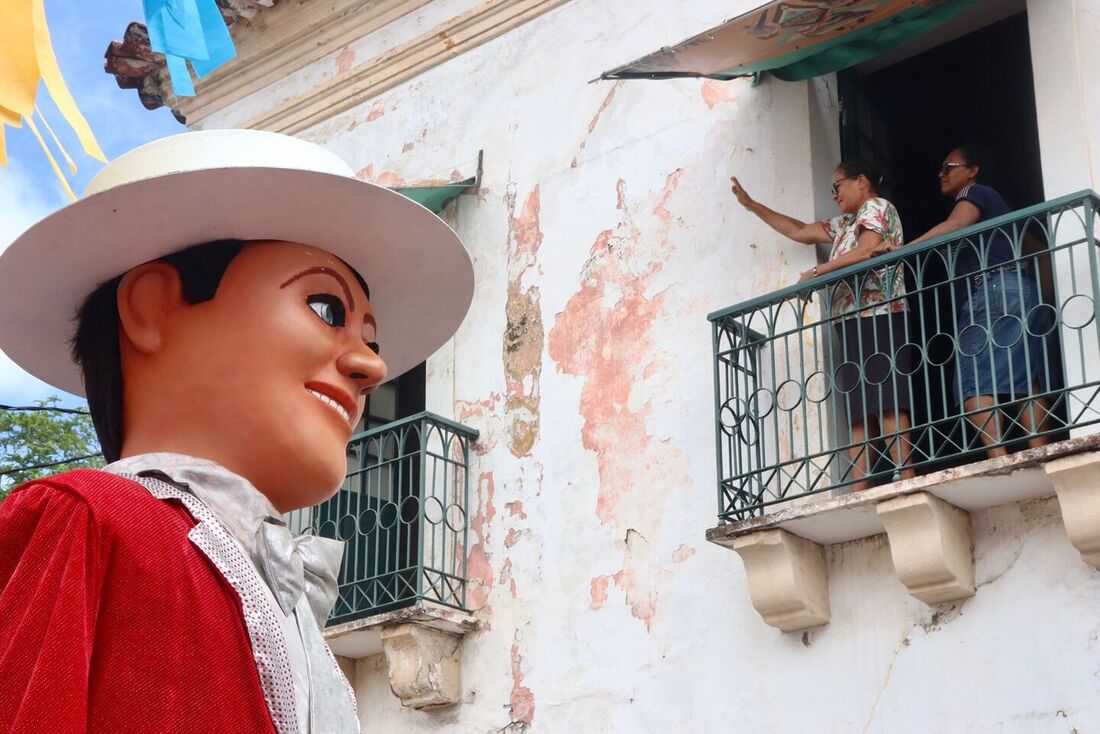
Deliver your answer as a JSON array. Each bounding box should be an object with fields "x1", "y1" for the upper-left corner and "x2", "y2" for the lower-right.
[{"x1": 0, "y1": 130, "x2": 474, "y2": 512}]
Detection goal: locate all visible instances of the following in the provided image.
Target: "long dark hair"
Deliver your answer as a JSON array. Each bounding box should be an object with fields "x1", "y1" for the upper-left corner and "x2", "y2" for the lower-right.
[{"x1": 836, "y1": 159, "x2": 890, "y2": 198}]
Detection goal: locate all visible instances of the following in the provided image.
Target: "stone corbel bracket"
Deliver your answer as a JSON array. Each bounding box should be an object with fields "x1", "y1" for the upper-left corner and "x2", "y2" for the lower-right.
[
  {"x1": 719, "y1": 528, "x2": 830, "y2": 632},
  {"x1": 877, "y1": 491, "x2": 974, "y2": 604},
  {"x1": 1044, "y1": 451, "x2": 1100, "y2": 568},
  {"x1": 325, "y1": 603, "x2": 478, "y2": 710},
  {"x1": 381, "y1": 622, "x2": 462, "y2": 709}
]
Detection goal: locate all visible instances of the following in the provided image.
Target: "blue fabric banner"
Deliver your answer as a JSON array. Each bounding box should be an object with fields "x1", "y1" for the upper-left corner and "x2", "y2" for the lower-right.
[{"x1": 143, "y1": 0, "x2": 236, "y2": 97}]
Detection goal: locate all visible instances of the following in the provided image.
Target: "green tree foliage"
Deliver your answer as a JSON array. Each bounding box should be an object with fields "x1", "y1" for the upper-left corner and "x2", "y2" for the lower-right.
[{"x1": 0, "y1": 398, "x2": 104, "y2": 501}]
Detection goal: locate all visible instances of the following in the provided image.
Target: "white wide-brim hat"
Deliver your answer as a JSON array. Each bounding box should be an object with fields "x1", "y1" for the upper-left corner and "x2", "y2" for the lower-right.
[{"x1": 0, "y1": 129, "x2": 474, "y2": 396}]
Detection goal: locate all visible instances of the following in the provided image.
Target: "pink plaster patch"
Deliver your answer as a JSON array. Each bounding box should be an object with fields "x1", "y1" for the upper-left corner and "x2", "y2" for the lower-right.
[
  {"x1": 355, "y1": 164, "x2": 373, "y2": 181},
  {"x1": 366, "y1": 100, "x2": 386, "y2": 122},
  {"x1": 509, "y1": 634, "x2": 535, "y2": 725},
  {"x1": 505, "y1": 501, "x2": 527, "y2": 519},
  {"x1": 504, "y1": 528, "x2": 522, "y2": 548},
  {"x1": 589, "y1": 575, "x2": 610, "y2": 610},
  {"x1": 466, "y1": 472, "x2": 496, "y2": 609},
  {"x1": 587, "y1": 82, "x2": 620, "y2": 134},
  {"x1": 547, "y1": 172, "x2": 690, "y2": 632},
  {"x1": 701, "y1": 79, "x2": 739, "y2": 109},
  {"x1": 672, "y1": 545, "x2": 696, "y2": 563},
  {"x1": 335, "y1": 46, "x2": 356, "y2": 74},
  {"x1": 375, "y1": 171, "x2": 406, "y2": 187}
]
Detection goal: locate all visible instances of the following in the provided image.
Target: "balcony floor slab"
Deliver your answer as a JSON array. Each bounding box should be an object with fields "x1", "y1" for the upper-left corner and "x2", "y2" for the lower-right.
[
  {"x1": 324, "y1": 603, "x2": 478, "y2": 659},
  {"x1": 707, "y1": 434, "x2": 1100, "y2": 547}
]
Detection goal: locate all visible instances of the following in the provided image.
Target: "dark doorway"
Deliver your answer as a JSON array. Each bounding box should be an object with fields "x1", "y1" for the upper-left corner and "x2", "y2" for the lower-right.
[
  {"x1": 840, "y1": 11, "x2": 1043, "y2": 235},
  {"x1": 836, "y1": 11, "x2": 1063, "y2": 478}
]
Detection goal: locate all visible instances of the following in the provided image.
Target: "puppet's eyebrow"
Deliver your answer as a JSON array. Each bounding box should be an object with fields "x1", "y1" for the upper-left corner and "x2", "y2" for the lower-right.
[{"x1": 280, "y1": 266, "x2": 356, "y2": 311}]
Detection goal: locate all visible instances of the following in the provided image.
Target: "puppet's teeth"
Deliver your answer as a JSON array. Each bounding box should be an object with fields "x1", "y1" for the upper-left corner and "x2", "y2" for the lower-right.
[{"x1": 307, "y1": 389, "x2": 350, "y2": 423}]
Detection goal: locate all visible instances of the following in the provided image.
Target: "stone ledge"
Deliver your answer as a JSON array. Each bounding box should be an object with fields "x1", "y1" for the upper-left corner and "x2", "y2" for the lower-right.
[
  {"x1": 706, "y1": 433, "x2": 1100, "y2": 548},
  {"x1": 324, "y1": 602, "x2": 478, "y2": 659}
]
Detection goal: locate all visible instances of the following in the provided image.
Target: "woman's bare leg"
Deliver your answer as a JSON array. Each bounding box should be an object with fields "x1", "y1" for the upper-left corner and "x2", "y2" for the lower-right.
[
  {"x1": 964, "y1": 395, "x2": 1008, "y2": 458},
  {"x1": 881, "y1": 410, "x2": 916, "y2": 480},
  {"x1": 1021, "y1": 391, "x2": 1053, "y2": 449},
  {"x1": 847, "y1": 418, "x2": 875, "y2": 491}
]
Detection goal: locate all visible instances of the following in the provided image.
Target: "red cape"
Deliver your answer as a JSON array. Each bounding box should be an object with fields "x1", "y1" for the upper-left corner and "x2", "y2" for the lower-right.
[{"x1": 0, "y1": 469, "x2": 277, "y2": 733}]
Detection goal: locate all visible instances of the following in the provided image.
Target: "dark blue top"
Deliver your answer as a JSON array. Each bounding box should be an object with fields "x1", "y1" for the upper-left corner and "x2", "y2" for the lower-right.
[{"x1": 953, "y1": 183, "x2": 1016, "y2": 278}]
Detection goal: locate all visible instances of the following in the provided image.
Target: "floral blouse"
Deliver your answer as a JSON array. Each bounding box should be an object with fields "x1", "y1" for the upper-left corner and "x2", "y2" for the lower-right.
[{"x1": 822, "y1": 197, "x2": 906, "y2": 317}]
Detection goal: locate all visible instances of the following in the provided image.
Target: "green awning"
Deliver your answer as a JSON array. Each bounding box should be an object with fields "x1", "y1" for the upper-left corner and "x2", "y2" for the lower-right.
[
  {"x1": 394, "y1": 177, "x2": 477, "y2": 214},
  {"x1": 598, "y1": 0, "x2": 981, "y2": 83}
]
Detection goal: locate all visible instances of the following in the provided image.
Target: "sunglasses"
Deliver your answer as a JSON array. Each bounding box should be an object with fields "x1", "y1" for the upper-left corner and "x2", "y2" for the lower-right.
[
  {"x1": 830, "y1": 176, "x2": 856, "y2": 195},
  {"x1": 939, "y1": 162, "x2": 968, "y2": 176}
]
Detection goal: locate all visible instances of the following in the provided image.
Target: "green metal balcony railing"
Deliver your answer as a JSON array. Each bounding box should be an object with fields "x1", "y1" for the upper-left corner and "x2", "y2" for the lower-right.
[
  {"x1": 711, "y1": 190, "x2": 1100, "y2": 522},
  {"x1": 287, "y1": 412, "x2": 478, "y2": 624}
]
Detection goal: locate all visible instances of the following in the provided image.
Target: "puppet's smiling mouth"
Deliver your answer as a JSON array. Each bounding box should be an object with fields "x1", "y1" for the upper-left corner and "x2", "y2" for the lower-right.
[{"x1": 307, "y1": 388, "x2": 351, "y2": 424}]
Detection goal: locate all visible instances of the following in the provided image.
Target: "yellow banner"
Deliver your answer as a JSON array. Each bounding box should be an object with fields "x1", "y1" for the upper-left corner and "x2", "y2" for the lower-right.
[{"x1": 0, "y1": 0, "x2": 107, "y2": 199}]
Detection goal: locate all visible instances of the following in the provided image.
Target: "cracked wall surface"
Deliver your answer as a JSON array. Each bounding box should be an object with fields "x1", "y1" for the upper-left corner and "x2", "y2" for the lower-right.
[{"x1": 201, "y1": 0, "x2": 1100, "y2": 731}]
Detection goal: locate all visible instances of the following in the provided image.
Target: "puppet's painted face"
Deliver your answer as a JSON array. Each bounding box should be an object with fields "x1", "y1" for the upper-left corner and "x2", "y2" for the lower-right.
[{"x1": 156, "y1": 240, "x2": 385, "y2": 510}]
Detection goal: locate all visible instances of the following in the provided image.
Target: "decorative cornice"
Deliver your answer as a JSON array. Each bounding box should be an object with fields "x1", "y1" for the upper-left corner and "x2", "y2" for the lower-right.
[
  {"x1": 105, "y1": 0, "x2": 567, "y2": 131},
  {"x1": 243, "y1": 0, "x2": 570, "y2": 134},
  {"x1": 178, "y1": 0, "x2": 432, "y2": 126}
]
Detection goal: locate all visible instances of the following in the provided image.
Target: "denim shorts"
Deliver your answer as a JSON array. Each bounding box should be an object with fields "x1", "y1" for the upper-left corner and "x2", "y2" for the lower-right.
[{"x1": 955, "y1": 270, "x2": 1051, "y2": 402}]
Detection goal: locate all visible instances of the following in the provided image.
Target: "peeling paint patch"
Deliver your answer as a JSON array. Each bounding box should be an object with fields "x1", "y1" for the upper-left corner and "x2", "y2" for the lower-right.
[
  {"x1": 672, "y1": 544, "x2": 696, "y2": 563},
  {"x1": 610, "y1": 529, "x2": 659, "y2": 630},
  {"x1": 504, "y1": 527, "x2": 523, "y2": 548},
  {"x1": 366, "y1": 99, "x2": 387, "y2": 122},
  {"x1": 508, "y1": 632, "x2": 535, "y2": 725},
  {"x1": 456, "y1": 393, "x2": 503, "y2": 456},
  {"x1": 498, "y1": 558, "x2": 517, "y2": 598},
  {"x1": 353, "y1": 164, "x2": 406, "y2": 188},
  {"x1": 587, "y1": 82, "x2": 620, "y2": 133},
  {"x1": 505, "y1": 501, "x2": 528, "y2": 519},
  {"x1": 401, "y1": 141, "x2": 415, "y2": 153},
  {"x1": 547, "y1": 172, "x2": 690, "y2": 631},
  {"x1": 503, "y1": 184, "x2": 545, "y2": 458},
  {"x1": 335, "y1": 46, "x2": 356, "y2": 74},
  {"x1": 701, "y1": 79, "x2": 741, "y2": 109},
  {"x1": 571, "y1": 82, "x2": 622, "y2": 168},
  {"x1": 589, "y1": 575, "x2": 611, "y2": 610},
  {"x1": 375, "y1": 171, "x2": 406, "y2": 187},
  {"x1": 467, "y1": 472, "x2": 496, "y2": 610}
]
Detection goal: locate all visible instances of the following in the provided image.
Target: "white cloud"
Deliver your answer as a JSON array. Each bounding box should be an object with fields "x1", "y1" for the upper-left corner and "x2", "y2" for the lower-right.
[
  {"x1": 0, "y1": 165, "x2": 65, "y2": 252},
  {"x1": 0, "y1": 166, "x2": 79, "y2": 406}
]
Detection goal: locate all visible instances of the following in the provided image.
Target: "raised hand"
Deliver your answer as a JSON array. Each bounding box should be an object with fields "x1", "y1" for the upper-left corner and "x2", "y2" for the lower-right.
[{"x1": 730, "y1": 176, "x2": 755, "y2": 209}]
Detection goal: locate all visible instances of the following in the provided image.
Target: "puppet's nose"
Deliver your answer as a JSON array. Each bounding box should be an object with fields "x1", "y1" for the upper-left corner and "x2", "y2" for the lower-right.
[{"x1": 338, "y1": 342, "x2": 387, "y2": 394}]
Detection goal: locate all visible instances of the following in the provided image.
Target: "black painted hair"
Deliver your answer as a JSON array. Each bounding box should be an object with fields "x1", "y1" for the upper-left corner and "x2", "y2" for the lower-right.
[
  {"x1": 951, "y1": 143, "x2": 994, "y2": 183},
  {"x1": 836, "y1": 159, "x2": 890, "y2": 198}
]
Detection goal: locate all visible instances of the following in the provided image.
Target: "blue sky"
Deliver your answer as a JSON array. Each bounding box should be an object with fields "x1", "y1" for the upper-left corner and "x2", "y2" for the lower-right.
[{"x1": 1, "y1": 0, "x2": 184, "y2": 408}]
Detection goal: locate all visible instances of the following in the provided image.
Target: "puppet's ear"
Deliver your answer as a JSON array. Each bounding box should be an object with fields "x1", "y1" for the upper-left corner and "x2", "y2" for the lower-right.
[{"x1": 117, "y1": 262, "x2": 184, "y2": 354}]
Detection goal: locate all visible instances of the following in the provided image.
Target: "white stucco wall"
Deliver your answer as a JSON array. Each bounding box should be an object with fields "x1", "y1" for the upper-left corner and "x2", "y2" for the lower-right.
[{"x1": 198, "y1": 0, "x2": 1100, "y2": 730}]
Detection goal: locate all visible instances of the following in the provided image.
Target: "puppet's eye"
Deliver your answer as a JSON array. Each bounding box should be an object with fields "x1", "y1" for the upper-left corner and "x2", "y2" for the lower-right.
[{"x1": 307, "y1": 295, "x2": 346, "y2": 327}]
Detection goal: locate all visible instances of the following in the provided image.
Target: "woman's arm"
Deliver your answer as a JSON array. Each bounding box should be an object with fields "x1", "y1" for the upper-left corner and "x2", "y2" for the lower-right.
[
  {"x1": 798, "y1": 228, "x2": 884, "y2": 282},
  {"x1": 731, "y1": 176, "x2": 830, "y2": 245},
  {"x1": 883, "y1": 200, "x2": 981, "y2": 252}
]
